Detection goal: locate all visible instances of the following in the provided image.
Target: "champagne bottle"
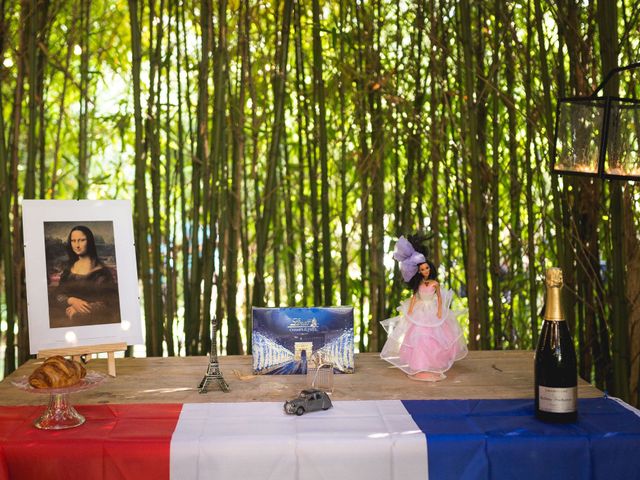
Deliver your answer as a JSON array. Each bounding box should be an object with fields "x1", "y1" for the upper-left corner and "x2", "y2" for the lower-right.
[{"x1": 534, "y1": 267, "x2": 577, "y2": 423}]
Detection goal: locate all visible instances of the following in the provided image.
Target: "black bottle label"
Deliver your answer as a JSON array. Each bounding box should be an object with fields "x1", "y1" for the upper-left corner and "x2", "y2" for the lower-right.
[{"x1": 538, "y1": 385, "x2": 577, "y2": 413}]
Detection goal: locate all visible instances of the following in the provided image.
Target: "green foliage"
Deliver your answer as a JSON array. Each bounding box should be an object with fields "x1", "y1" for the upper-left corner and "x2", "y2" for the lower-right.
[{"x1": 0, "y1": 0, "x2": 639, "y2": 404}]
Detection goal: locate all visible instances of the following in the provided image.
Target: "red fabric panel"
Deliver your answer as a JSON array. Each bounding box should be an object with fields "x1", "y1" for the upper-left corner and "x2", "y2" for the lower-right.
[
  {"x1": 0, "y1": 445, "x2": 9, "y2": 480},
  {"x1": 0, "y1": 404, "x2": 182, "y2": 480}
]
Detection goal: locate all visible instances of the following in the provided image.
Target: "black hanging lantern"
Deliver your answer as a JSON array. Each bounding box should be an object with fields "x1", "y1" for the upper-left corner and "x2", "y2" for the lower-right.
[{"x1": 552, "y1": 62, "x2": 640, "y2": 181}]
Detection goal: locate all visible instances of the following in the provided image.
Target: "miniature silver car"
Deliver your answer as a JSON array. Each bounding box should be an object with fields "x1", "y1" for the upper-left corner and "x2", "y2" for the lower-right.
[{"x1": 284, "y1": 389, "x2": 333, "y2": 415}]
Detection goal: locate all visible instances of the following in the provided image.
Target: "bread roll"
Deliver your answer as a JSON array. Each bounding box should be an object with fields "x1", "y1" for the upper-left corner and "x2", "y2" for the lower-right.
[{"x1": 28, "y1": 355, "x2": 87, "y2": 389}]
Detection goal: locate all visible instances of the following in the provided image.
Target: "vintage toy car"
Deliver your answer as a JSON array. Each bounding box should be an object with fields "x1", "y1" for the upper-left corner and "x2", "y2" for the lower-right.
[{"x1": 284, "y1": 389, "x2": 333, "y2": 415}]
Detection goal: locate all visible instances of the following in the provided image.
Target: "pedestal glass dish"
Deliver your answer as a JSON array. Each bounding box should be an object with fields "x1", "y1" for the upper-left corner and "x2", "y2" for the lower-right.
[{"x1": 12, "y1": 370, "x2": 105, "y2": 429}]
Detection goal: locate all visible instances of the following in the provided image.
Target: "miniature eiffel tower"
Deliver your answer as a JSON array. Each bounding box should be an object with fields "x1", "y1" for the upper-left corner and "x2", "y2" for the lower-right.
[{"x1": 198, "y1": 317, "x2": 230, "y2": 393}]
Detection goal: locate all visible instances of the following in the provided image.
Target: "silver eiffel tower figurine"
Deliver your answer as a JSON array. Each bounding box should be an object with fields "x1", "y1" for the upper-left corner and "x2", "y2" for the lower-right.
[{"x1": 198, "y1": 317, "x2": 230, "y2": 393}]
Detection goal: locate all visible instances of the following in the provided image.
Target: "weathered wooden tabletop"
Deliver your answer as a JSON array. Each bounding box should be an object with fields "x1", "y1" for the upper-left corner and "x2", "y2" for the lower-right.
[{"x1": 0, "y1": 351, "x2": 601, "y2": 406}]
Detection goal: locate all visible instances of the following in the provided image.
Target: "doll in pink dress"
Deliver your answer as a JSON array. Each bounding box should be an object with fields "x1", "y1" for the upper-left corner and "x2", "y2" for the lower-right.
[{"x1": 380, "y1": 235, "x2": 468, "y2": 381}]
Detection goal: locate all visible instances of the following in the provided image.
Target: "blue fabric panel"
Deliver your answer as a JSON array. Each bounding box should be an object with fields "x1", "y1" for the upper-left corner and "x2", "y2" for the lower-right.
[{"x1": 402, "y1": 397, "x2": 640, "y2": 480}]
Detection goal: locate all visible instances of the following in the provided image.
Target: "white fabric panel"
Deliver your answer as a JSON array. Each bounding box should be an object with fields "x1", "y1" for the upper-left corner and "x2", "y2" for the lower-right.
[{"x1": 170, "y1": 400, "x2": 428, "y2": 480}]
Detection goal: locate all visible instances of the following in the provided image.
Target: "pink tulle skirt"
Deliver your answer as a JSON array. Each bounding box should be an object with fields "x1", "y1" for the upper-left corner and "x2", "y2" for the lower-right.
[{"x1": 380, "y1": 289, "x2": 467, "y2": 379}]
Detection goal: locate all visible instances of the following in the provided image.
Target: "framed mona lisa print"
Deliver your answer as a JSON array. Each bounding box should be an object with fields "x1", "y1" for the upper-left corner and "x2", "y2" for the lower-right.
[{"x1": 23, "y1": 200, "x2": 143, "y2": 354}]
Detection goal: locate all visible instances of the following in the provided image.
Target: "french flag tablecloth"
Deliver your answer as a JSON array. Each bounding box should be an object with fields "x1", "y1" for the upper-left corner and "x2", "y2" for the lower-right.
[{"x1": 1, "y1": 397, "x2": 640, "y2": 480}]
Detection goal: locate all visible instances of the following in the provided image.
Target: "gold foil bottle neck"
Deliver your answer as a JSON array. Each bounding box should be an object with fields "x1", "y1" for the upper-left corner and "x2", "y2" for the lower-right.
[{"x1": 545, "y1": 267, "x2": 564, "y2": 321}]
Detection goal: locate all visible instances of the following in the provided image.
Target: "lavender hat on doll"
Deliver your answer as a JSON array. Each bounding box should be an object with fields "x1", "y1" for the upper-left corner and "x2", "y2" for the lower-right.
[{"x1": 393, "y1": 236, "x2": 426, "y2": 282}]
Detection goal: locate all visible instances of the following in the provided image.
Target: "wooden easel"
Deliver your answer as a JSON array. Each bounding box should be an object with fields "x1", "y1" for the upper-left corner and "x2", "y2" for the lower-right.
[{"x1": 37, "y1": 342, "x2": 127, "y2": 377}]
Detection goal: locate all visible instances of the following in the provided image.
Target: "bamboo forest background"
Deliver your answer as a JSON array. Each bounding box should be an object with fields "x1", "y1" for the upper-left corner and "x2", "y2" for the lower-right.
[{"x1": 1, "y1": 0, "x2": 640, "y2": 404}]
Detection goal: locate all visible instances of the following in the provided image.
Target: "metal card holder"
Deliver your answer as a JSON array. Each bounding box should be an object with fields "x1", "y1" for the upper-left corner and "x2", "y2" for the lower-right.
[{"x1": 307, "y1": 362, "x2": 334, "y2": 393}]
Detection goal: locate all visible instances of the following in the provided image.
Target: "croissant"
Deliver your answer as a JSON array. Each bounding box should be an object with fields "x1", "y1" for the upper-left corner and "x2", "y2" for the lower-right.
[{"x1": 28, "y1": 355, "x2": 87, "y2": 389}]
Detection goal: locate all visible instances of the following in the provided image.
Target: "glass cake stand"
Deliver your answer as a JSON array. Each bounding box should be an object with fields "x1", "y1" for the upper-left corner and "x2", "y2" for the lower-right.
[{"x1": 12, "y1": 370, "x2": 106, "y2": 430}]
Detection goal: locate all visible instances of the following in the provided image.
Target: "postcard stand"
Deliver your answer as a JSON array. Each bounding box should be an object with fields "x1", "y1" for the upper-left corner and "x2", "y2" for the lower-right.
[
  {"x1": 36, "y1": 342, "x2": 127, "y2": 377},
  {"x1": 307, "y1": 362, "x2": 334, "y2": 393}
]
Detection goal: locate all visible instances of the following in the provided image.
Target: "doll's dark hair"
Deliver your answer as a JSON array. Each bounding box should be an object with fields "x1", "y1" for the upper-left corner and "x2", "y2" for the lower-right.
[{"x1": 406, "y1": 233, "x2": 437, "y2": 292}]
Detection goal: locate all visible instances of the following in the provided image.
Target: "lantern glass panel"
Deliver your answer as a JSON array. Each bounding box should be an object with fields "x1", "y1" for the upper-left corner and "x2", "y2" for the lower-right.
[
  {"x1": 604, "y1": 99, "x2": 640, "y2": 179},
  {"x1": 554, "y1": 99, "x2": 604, "y2": 175}
]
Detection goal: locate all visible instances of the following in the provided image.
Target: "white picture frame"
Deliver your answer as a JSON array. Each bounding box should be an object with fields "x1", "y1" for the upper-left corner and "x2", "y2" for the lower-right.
[{"x1": 23, "y1": 200, "x2": 143, "y2": 354}]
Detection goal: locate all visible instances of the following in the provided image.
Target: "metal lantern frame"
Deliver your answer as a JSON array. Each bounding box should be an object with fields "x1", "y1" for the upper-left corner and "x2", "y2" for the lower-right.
[{"x1": 551, "y1": 62, "x2": 640, "y2": 181}]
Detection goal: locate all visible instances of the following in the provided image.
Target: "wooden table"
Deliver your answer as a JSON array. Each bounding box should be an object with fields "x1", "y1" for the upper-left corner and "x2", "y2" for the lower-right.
[
  {"x1": 3, "y1": 352, "x2": 635, "y2": 480},
  {"x1": 0, "y1": 351, "x2": 601, "y2": 405}
]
